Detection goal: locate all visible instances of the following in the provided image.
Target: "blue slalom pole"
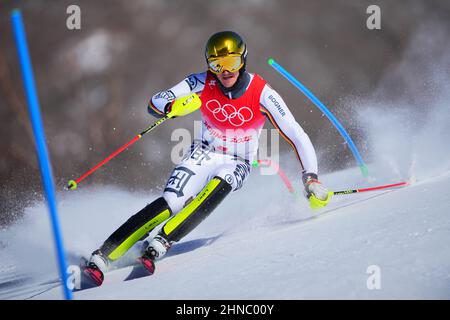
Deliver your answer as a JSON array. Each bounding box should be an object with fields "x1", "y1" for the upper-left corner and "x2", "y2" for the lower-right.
[
  {"x1": 11, "y1": 9, "x2": 73, "y2": 300},
  {"x1": 268, "y1": 58, "x2": 368, "y2": 178}
]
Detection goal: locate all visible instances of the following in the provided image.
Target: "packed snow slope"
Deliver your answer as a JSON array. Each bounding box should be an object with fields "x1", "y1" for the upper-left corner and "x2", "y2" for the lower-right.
[
  {"x1": 2, "y1": 68, "x2": 450, "y2": 299},
  {"x1": 1, "y1": 164, "x2": 449, "y2": 300}
]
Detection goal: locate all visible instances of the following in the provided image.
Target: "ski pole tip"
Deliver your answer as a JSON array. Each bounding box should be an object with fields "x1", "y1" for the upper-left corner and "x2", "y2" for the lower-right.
[
  {"x1": 67, "y1": 180, "x2": 77, "y2": 190},
  {"x1": 267, "y1": 58, "x2": 275, "y2": 66}
]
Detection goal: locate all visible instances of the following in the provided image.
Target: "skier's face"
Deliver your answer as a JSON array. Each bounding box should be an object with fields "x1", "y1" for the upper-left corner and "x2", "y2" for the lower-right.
[{"x1": 217, "y1": 70, "x2": 239, "y2": 88}]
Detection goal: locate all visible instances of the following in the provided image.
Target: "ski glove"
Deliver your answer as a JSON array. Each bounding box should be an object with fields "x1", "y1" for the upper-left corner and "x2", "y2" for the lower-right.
[
  {"x1": 302, "y1": 173, "x2": 332, "y2": 209},
  {"x1": 166, "y1": 94, "x2": 202, "y2": 118}
]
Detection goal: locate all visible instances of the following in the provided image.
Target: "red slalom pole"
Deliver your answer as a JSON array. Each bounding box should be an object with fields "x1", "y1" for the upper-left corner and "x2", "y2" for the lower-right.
[
  {"x1": 333, "y1": 181, "x2": 408, "y2": 196},
  {"x1": 253, "y1": 159, "x2": 297, "y2": 195}
]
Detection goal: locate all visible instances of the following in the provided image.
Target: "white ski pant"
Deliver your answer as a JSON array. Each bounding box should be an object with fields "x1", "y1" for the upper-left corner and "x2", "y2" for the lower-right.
[{"x1": 162, "y1": 140, "x2": 251, "y2": 214}]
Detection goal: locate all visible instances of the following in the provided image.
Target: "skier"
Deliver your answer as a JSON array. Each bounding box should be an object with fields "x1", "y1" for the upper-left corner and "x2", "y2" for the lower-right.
[{"x1": 82, "y1": 31, "x2": 331, "y2": 286}]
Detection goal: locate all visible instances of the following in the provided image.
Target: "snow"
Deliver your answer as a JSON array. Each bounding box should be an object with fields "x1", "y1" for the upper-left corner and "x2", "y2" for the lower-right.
[
  {"x1": 1, "y1": 165, "x2": 449, "y2": 300},
  {"x1": 74, "y1": 30, "x2": 112, "y2": 74}
]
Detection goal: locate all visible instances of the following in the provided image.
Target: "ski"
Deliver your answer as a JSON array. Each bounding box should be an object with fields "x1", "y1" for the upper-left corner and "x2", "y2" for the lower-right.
[{"x1": 69, "y1": 256, "x2": 156, "y2": 292}]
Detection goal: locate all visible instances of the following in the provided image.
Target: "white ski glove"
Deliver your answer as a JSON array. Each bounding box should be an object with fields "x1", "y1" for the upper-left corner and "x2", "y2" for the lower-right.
[{"x1": 302, "y1": 173, "x2": 332, "y2": 209}]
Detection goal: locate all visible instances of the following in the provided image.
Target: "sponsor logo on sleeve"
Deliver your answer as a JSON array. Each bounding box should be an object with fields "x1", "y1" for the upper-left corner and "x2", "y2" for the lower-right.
[
  {"x1": 155, "y1": 90, "x2": 176, "y2": 102},
  {"x1": 268, "y1": 94, "x2": 286, "y2": 116},
  {"x1": 186, "y1": 76, "x2": 198, "y2": 91}
]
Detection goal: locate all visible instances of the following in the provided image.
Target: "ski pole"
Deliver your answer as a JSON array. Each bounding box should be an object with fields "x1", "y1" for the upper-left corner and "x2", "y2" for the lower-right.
[
  {"x1": 333, "y1": 181, "x2": 408, "y2": 195},
  {"x1": 67, "y1": 116, "x2": 168, "y2": 190},
  {"x1": 67, "y1": 93, "x2": 202, "y2": 190}
]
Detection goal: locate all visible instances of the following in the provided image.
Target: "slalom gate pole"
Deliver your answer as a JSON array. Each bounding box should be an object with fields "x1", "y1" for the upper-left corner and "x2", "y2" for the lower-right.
[
  {"x1": 253, "y1": 159, "x2": 297, "y2": 196},
  {"x1": 11, "y1": 9, "x2": 72, "y2": 300},
  {"x1": 333, "y1": 181, "x2": 408, "y2": 195},
  {"x1": 267, "y1": 58, "x2": 369, "y2": 178},
  {"x1": 67, "y1": 115, "x2": 170, "y2": 190},
  {"x1": 253, "y1": 158, "x2": 407, "y2": 198}
]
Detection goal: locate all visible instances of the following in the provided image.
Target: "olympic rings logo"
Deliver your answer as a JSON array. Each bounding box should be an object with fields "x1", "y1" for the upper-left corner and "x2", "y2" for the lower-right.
[{"x1": 205, "y1": 100, "x2": 254, "y2": 127}]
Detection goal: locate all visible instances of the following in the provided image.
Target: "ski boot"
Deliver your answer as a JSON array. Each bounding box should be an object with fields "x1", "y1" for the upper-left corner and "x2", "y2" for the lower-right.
[
  {"x1": 82, "y1": 249, "x2": 109, "y2": 286},
  {"x1": 138, "y1": 235, "x2": 171, "y2": 275}
]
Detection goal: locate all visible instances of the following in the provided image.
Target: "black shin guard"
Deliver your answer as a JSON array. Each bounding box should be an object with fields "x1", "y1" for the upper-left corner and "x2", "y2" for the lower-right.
[
  {"x1": 160, "y1": 177, "x2": 232, "y2": 243},
  {"x1": 100, "y1": 197, "x2": 172, "y2": 261}
]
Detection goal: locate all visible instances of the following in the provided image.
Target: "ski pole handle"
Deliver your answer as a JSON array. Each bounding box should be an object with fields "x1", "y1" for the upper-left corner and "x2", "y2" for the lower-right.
[{"x1": 333, "y1": 181, "x2": 408, "y2": 196}]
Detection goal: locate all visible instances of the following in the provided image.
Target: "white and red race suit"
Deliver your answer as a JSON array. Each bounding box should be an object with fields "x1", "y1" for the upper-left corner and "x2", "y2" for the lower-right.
[{"x1": 149, "y1": 71, "x2": 318, "y2": 214}]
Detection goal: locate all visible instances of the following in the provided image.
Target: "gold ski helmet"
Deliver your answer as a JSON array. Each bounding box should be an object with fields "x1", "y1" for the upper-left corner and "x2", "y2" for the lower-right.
[{"x1": 205, "y1": 31, "x2": 248, "y2": 74}]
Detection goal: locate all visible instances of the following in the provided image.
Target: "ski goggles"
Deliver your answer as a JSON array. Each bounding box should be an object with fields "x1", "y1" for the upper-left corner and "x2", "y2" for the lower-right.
[{"x1": 207, "y1": 54, "x2": 244, "y2": 74}]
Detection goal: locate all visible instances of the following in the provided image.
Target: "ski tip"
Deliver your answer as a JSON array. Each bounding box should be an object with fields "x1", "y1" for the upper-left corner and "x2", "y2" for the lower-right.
[{"x1": 267, "y1": 58, "x2": 275, "y2": 66}]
